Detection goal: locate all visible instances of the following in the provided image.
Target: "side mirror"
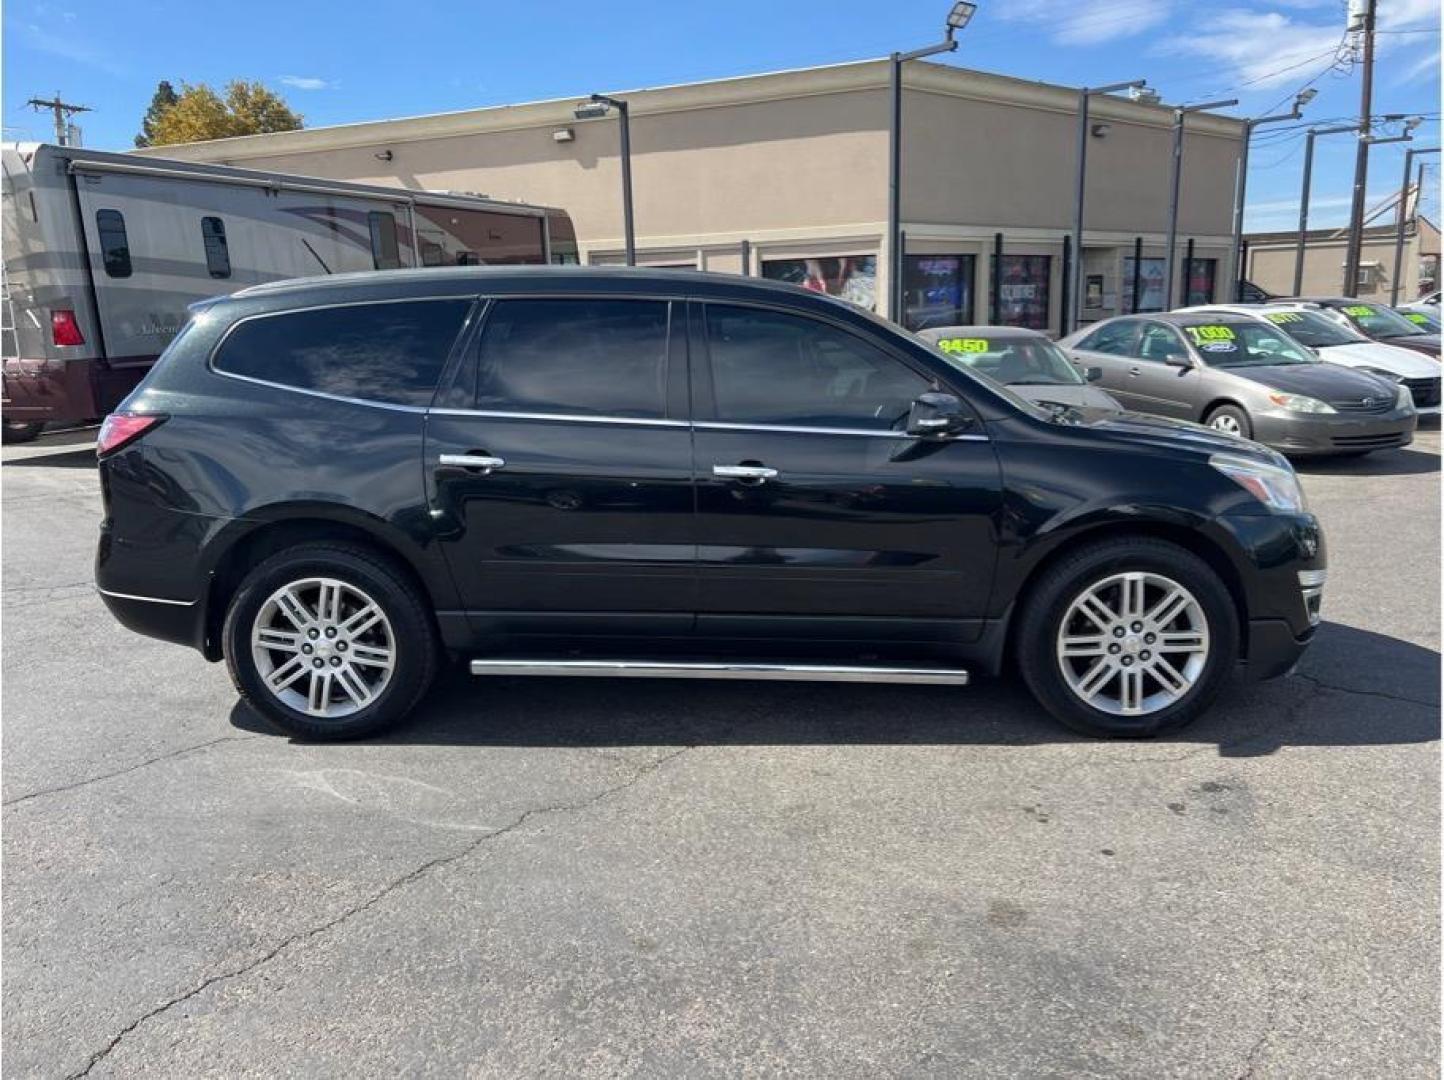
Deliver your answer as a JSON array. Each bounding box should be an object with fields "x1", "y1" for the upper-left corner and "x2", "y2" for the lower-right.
[
  {"x1": 906, "y1": 392, "x2": 971, "y2": 437},
  {"x1": 1085, "y1": 366, "x2": 1103, "y2": 382},
  {"x1": 1164, "y1": 353, "x2": 1192, "y2": 369}
]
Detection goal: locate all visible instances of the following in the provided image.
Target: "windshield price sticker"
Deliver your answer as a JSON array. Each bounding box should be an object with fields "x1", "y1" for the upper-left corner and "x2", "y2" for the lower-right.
[
  {"x1": 938, "y1": 338, "x2": 990, "y2": 354},
  {"x1": 1185, "y1": 325, "x2": 1236, "y2": 344},
  {"x1": 1343, "y1": 305, "x2": 1376, "y2": 317},
  {"x1": 1266, "y1": 312, "x2": 1303, "y2": 324},
  {"x1": 1405, "y1": 312, "x2": 1429, "y2": 325}
]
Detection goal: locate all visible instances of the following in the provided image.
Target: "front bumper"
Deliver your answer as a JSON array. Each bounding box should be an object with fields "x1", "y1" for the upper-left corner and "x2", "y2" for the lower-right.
[{"x1": 1250, "y1": 404, "x2": 1417, "y2": 456}]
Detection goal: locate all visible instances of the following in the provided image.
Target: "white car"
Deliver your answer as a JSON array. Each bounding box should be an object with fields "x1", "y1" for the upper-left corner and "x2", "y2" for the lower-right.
[{"x1": 1178, "y1": 303, "x2": 1441, "y2": 418}]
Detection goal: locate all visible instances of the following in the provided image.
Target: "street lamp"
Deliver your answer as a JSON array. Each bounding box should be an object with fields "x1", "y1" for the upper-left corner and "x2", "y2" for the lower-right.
[
  {"x1": 1230, "y1": 88, "x2": 1315, "y2": 300},
  {"x1": 1391, "y1": 142, "x2": 1439, "y2": 305},
  {"x1": 1163, "y1": 98, "x2": 1238, "y2": 310},
  {"x1": 1067, "y1": 79, "x2": 1148, "y2": 333},
  {"x1": 1292, "y1": 123, "x2": 1361, "y2": 295},
  {"x1": 575, "y1": 93, "x2": 634, "y2": 266},
  {"x1": 887, "y1": 2, "x2": 976, "y2": 324}
]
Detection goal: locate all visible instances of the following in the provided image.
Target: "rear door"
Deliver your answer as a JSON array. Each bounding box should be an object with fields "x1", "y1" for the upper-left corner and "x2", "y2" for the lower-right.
[
  {"x1": 688, "y1": 301, "x2": 1002, "y2": 639},
  {"x1": 1130, "y1": 321, "x2": 1200, "y2": 419},
  {"x1": 425, "y1": 295, "x2": 697, "y2": 637},
  {"x1": 1068, "y1": 319, "x2": 1142, "y2": 405}
]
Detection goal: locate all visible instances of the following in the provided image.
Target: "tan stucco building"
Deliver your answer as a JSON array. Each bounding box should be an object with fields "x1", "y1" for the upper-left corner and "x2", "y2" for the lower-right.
[
  {"x1": 1243, "y1": 217, "x2": 1440, "y2": 302},
  {"x1": 138, "y1": 59, "x2": 1246, "y2": 335}
]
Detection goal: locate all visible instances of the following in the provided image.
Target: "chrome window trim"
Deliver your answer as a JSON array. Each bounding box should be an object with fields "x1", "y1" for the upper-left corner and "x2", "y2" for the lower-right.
[
  {"x1": 694, "y1": 420, "x2": 988, "y2": 441},
  {"x1": 429, "y1": 407, "x2": 688, "y2": 429},
  {"x1": 97, "y1": 587, "x2": 196, "y2": 607}
]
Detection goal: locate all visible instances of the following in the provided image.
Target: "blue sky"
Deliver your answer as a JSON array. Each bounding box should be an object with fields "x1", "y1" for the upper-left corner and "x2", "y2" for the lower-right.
[{"x1": 3, "y1": 0, "x2": 1438, "y2": 231}]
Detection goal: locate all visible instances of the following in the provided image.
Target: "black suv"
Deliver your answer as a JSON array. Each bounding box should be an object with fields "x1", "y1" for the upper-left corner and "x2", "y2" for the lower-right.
[{"x1": 96, "y1": 268, "x2": 1326, "y2": 740}]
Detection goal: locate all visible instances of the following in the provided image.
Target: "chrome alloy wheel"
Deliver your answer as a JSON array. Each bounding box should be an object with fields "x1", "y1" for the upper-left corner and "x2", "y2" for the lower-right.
[
  {"x1": 1055, "y1": 572, "x2": 1210, "y2": 717},
  {"x1": 250, "y1": 577, "x2": 396, "y2": 718},
  {"x1": 1209, "y1": 413, "x2": 1243, "y2": 435}
]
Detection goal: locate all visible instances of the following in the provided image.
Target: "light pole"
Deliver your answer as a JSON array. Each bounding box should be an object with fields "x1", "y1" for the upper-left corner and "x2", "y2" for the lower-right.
[
  {"x1": 1230, "y1": 88, "x2": 1315, "y2": 300},
  {"x1": 888, "y1": 2, "x2": 976, "y2": 325},
  {"x1": 1067, "y1": 79, "x2": 1149, "y2": 333},
  {"x1": 1163, "y1": 98, "x2": 1238, "y2": 310},
  {"x1": 575, "y1": 93, "x2": 634, "y2": 266},
  {"x1": 1292, "y1": 123, "x2": 1360, "y2": 294},
  {"x1": 1392, "y1": 142, "x2": 1439, "y2": 305}
]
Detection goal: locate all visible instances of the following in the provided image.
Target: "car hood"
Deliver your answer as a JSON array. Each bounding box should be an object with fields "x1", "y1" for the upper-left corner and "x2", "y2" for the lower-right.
[
  {"x1": 1222, "y1": 362, "x2": 1399, "y2": 406},
  {"x1": 1377, "y1": 334, "x2": 1441, "y2": 357},
  {"x1": 1012, "y1": 383, "x2": 1122, "y2": 411},
  {"x1": 1316, "y1": 340, "x2": 1440, "y2": 378},
  {"x1": 1057, "y1": 407, "x2": 1277, "y2": 461}
]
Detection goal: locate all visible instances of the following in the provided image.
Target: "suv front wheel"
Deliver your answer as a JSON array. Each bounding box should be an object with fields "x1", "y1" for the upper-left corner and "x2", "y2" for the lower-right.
[
  {"x1": 1017, "y1": 538, "x2": 1239, "y2": 737},
  {"x1": 222, "y1": 543, "x2": 439, "y2": 740}
]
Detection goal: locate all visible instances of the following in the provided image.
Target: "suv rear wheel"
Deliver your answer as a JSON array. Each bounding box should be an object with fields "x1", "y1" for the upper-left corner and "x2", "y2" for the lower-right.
[
  {"x1": 1017, "y1": 538, "x2": 1239, "y2": 737},
  {"x1": 222, "y1": 543, "x2": 439, "y2": 740}
]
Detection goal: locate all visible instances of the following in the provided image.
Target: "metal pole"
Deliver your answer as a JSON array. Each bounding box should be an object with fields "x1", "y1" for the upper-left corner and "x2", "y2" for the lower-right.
[
  {"x1": 1163, "y1": 110, "x2": 1185, "y2": 314},
  {"x1": 1392, "y1": 148, "x2": 1439, "y2": 305},
  {"x1": 1070, "y1": 90, "x2": 1089, "y2": 333},
  {"x1": 1294, "y1": 130, "x2": 1318, "y2": 296},
  {"x1": 888, "y1": 53, "x2": 903, "y2": 322},
  {"x1": 617, "y1": 100, "x2": 635, "y2": 267},
  {"x1": 991, "y1": 232, "x2": 1003, "y2": 324},
  {"x1": 1131, "y1": 236, "x2": 1143, "y2": 312},
  {"x1": 1343, "y1": 0, "x2": 1377, "y2": 295},
  {"x1": 1231, "y1": 130, "x2": 1251, "y2": 300},
  {"x1": 739, "y1": 238, "x2": 751, "y2": 277},
  {"x1": 1060, "y1": 233, "x2": 1071, "y2": 335},
  {"x1": 1183, "y1": 237, "x2": 1195, "y2": 305}
]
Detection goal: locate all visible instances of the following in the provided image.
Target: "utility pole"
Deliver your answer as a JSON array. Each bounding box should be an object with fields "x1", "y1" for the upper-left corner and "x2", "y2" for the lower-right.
[
  {"x1": 1342, "y1": 0, "x2": 1377, "y2": 296},
  {"x1": 26, "y1": 93, "x2": 91, "y2": 146}
]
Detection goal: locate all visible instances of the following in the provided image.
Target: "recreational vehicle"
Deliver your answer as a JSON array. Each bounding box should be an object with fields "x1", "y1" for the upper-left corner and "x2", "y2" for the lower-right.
[{"x1": 1, "y1": 143, "x2": 578, "y2": 441}]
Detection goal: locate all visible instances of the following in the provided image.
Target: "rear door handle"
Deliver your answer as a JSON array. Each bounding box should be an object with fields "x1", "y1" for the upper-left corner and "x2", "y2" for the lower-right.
[
  {"x1": 713, "y1": 464, "x2": 778, "y2": 482},
  {"x1": 439, "y1": 453, "x2": 506, "y2": 474},
  {"x1": 1128, "y1": 366, "x2": 1142, "y2": 376}
]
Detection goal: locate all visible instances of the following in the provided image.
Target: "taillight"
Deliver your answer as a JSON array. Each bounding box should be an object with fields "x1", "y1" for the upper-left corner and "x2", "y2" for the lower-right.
[
  {"x1": 51, "y1": 309, "x2": 86, "y2": 347},
  {"x1": 97, "y1": 413, "x2": 166, "y2": 456}
]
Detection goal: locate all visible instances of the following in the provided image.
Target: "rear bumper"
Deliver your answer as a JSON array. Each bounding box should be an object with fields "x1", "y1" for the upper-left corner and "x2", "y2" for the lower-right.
[
  {"x1": 1250, "y1": 405, "x2": 1417, "y2": 456},
  {"x1": 97, "y1": 587, "x2": 204, "y2": 651}
]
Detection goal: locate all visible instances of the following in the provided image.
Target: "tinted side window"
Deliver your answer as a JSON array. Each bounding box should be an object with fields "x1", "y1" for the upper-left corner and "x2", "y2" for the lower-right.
[
  {"x1": 368, "y1": 211, "x2": 401, "y2": 270},
  {"x1": 474, "y1": 299, "x2": 669, "y2": 418},
  {"x1": 214, "y1": 299, "x2": 470, "y2": 406},
  {"x1": 1079, "y1": 320, "x2": 1139, "y2": 356},
  {"x1": 1137, "y1": 323, "x2": 1188, "y2": 362},
  {"x1": 201, "y1": 217, "x2": 231, "y2": 279},
  {"x1": 704, "y1": 305, "x2": 931, "y2": 430},
  {"x1": 96, "y1": 210, "x2": 131, "y2": 278}
]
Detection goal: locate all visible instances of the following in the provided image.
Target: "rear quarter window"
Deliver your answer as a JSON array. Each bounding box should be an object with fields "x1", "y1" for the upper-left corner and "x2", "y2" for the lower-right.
[{"x1": 212, "y1": 299, "x2": 471, "y2": 407}]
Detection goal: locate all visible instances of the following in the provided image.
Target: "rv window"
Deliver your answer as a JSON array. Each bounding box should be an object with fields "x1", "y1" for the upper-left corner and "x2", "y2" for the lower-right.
[
  {"x1": 368, "y1": 211, "x2": 402, "y2": 270},
  {"x1": 213, "y1": 299, "x2": 471, "y2": 406},
  {"x1": 95, "y1": 210, "x2": 132, "y2": 278},
  {"x1": 201, "y1": 217, "x2": 231, "y2": 279}
]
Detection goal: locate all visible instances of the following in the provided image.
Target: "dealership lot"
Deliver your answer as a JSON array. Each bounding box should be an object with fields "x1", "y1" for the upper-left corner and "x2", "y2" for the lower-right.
[{"x1": 3, "y1": 428, "x2": 1438, "y2": 1077}]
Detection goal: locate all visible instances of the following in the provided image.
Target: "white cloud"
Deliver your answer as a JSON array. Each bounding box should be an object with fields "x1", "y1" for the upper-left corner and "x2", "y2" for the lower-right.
[
  {"x1": 1394, "y1": 46, "x2": 1442, "y2": 86},
  {"x1": 1159, "y1": 10, "x2": 1347, "y2": 91},
  {"x1": 994, "y1": 0, "x2": 1172, "y2": 45},
  {"x1": 279, "y1": 75, "x2": 332, "y2": 91}
]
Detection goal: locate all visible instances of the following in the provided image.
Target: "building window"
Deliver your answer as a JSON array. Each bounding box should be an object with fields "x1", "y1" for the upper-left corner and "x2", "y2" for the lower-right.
[
  {"x1": 368, "y1": 210, "x2": 402, "y2": 269},
  {"x1": 760, "y1": 255, "x2": 877, "y2": 312},
  {"x1": 992, "y1": 254, "x2": 1050, "y2": 330},
  {"x1": 902, "y1": 254, "x2": 976, "y2": 331},
  {"x1": 201, "y1": 217, "x2": 231, "y2": 279},
  {"x1": 1122, "y1": 257, "x2": 1167, "y2": 313},
  {"x1": 1185, "y1": 258, "x2": 1216, "y2": 305},
  {"x1": 95, "y1": 210, "x2": 131, "y2": 278}
]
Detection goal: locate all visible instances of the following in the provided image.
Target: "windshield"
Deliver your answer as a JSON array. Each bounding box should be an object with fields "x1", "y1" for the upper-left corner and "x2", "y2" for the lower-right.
[
  {"x1": 1399, "y1": 307, "x2": 1441, "y2": 332},
  {"x1": 1180, "y1": 321, "x2": 1316, "y2": 368},
  {"x1": 1262, "y1": 309, "x2": 1362, "y2": 348},
  {"x1": 930, "y1": 334, "x2": 1086, "y2": 386},
  {"x1": 1334, "y1": 301, "x2": 1431, "y2": 339}
]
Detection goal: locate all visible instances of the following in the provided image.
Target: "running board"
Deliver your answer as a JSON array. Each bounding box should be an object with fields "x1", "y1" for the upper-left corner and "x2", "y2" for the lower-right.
[{"x1": 468, "y1": 658, "x2": 969, "y2": 685}]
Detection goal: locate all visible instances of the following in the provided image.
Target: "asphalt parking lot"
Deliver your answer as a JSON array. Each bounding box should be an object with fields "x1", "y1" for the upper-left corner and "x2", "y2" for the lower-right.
[{"x1": 3, "y1": 425, "x2": 1439, "y2": 1078}]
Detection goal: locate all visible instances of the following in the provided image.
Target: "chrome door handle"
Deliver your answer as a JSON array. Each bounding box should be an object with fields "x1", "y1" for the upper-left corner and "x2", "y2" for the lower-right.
[
  {"x1": 713, "y1": 464, "x2": 778, "y2": 482},
  {"x1": 439, "y1": 453, "x2": 506, "y2": 473},
  {"x1": 1128, "y1": 366, "x2": 1142, "y2": 376}
]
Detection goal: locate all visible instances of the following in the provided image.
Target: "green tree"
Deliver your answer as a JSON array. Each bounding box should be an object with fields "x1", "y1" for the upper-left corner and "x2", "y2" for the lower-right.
[
  {"x1": 147, "y1": 81, "x2": 303, "y2": 146},
  {"x1": 134, "y1": 80, "x2": 179, "y2": 148}
]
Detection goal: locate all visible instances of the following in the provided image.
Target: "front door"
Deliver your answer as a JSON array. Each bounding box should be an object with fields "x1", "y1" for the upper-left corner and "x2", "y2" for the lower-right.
[
  {"x1": 689, "y1": 302, "x2": 1002, "y2": 640},
  {"x1": 1070, "y1": 318, "x2": 1143, "y2": 408},
  {"x1": 425, "y1": 296, "x2": 696, "y2": 636},
  {"x1": 1131, "y1": 322, "x2": 1201, "y2": 419}
]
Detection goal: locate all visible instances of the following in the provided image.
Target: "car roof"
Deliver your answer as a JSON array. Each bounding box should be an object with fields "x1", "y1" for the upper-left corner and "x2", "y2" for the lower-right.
[
  {"x1": 1116, "y1": 311, "x2": 1270, "y2": 328},
  {"x1": 914, "y1": 325, "x2": 1046, "y2": 341}
]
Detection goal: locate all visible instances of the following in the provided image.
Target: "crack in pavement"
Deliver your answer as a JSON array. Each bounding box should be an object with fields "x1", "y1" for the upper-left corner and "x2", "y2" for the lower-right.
[
  {"x1": 63, "y1": 743, "x2": 694, "y2": 1079},
  {"x1": 1292, "y1": 671, "x2": 1437, "y2": 710},
  {"x1": 2, "y1": 736, "x2": 255, "y2": 809}
]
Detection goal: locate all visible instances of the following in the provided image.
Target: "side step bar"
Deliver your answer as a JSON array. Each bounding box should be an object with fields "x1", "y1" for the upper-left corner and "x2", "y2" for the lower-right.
[{"x1": 469, "y1": 658, "x2": 969, "y2": 685}]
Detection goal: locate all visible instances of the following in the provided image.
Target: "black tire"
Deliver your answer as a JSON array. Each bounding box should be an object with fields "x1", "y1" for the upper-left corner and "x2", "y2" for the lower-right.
[
  {"x1": 1204, "y1": 404, "x2": 1252, "y2": 440},
  {"x1": 1016, "y1": 538, "x2": 1239, "y2": 738},
  {"x1": 222, "y1": 542, "x2": 439, "y2": 740},
  {"x1": 2, "y1": 420, "x2": 44, "y2": 444}
]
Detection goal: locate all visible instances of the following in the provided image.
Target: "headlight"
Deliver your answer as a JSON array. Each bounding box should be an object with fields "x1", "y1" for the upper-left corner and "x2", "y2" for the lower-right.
[
  {"x1": 1210, "y1": 452, "x2": 1306, "y2": 513},
  {"x1": 1397, "y1": 383, "x2": 1414, "y2": 409},
  {"x1": 1267, "y1": 392, "x2": 1336, "y2": 414}
]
